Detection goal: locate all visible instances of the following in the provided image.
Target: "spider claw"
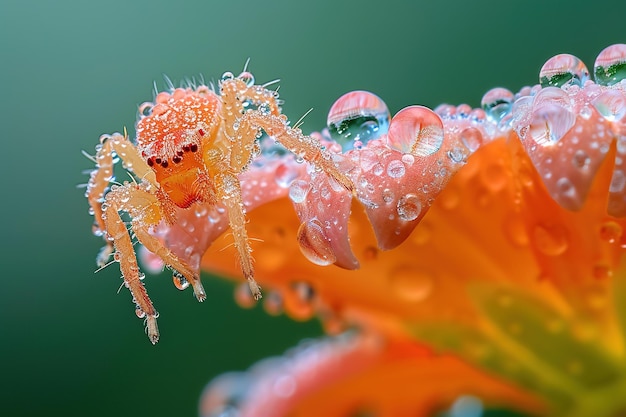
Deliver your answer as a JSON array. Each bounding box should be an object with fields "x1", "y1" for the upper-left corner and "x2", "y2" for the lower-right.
[
  {"x1": 193, "y1": 281, "x2": 207, "y2": 302},
  {"x1": 248, "y1": 278, "x2": 262, "y2": 301}
]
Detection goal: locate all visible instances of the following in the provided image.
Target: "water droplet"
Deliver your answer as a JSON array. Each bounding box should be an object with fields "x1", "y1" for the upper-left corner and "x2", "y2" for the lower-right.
[
  {"x1": 297, "y1": 219, "x2": 336, "y2": 266},
  {"x1": 288, "y1": 180, "x2": 310, "y2": 203},
  {"x1": 173, "y1": 273, "x2": 189, "y2": 290},
  {"x1": 263, "y1": 291, "x2": 283, "y2": 316},
  {"x1": 135, "y1": 306, "x2": 146, "y2": 319},
  {"x1": 389, "y1": 266, "x2": 433, "y2": 302},
  {"x1": 532, "y1": 224, "x2": 568, "y2": 256},
  {"x1": 238, "y1": 71, "x2": 255, "y2": 87},
  {"x1": 594, "y1": 44, "x2": 626, "y2": 86},
  {"x1": 599, "y1": 221, "x2": 622, "y2": 243},
  {"x1": 234, "y1": 282, "x2": 255, "y2": 308},
  {"x1": 327, "y1": 91, "x2": 390, "y2": 150},
  {"x1": 592, "y1": 90, "x2": 626, "y2": 121},
  {"x1": 539, "y1": 54, "x2": 589, "y2": 87},
  {"x1": 387, "y1": 105, "x2": 444, "y2": 156},
  {"x1": 382, "y1": 188, "x2": 394, "y2": 204},
  {"x1": 460, "y1": 127, "x2": 483, "y2": 152},
  {"x1": 572, "y1": 150, "x2": 591, "y2": 170},
  {"x1": 401, "y1": 153, "x2": 415, "y2": 166},
  {"x1": 113, "y1": 252, "x2": 121, "y2": 262},
  {"x1": 481, "y1": 87, "x2": 514, "y2": 122},
  {"x1": 447, "y1": 147, "x2": 465, "y2": 163},
  {"x1": 397, "y1": 193, "x2": 421, "y2": 221},
  {"x1": 386, "y1": 160, "x2": 406, "y2": 178},
  {"x1": 528, "y1": 104, "x2": 576, "y2": 146},
  {"x1": 220, "y1": 71, "x2": 234, "y2": 82},
  {"x1": 450, "y1": 395, "x2": 483, "y2": 417}
]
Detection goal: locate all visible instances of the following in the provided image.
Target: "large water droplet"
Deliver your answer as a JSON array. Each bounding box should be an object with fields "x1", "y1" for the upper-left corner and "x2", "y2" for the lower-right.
[
  {"x1": 173, "y1": 272, "x2": 190, "y2": 290},
  {"x1": 592, "y1": 90, "x2": 626, "y2": 121},
  {"x1": 288, "y1": 180, "x2": 310, "y2": 203},
  {"x1": 539, "y1": 54, "x2": 589, "y2": 88},
  {"x1": 297, "y1": 219, "x2": 336, "y2": 266},
  {"x1": 327, "y1": 91, "x2": 390, "y2": 150},
  {"x1": 481, "y1": 87, "x2": 514, "y2": 122},
  {"x1": 594, "y1": 44, "x2": 626, "y2": 86},
  {"x1": 386, "y1": 160, "x2": 406, "y2": 178},
  {"x1": 387, "y1": 105, "x2": 444, "y2": 156},
  {"x1": 460, "y1": 127, "x2": 483, "y2": 152},
  {"x1": 532, "y1": 224, "x2": 568, "y2": 256},
  {"x1": 389, "y1": 266, "x2": 433, "y2": 302},
  {"x1": 527, "y1": 104, "x2": 576, "y2": 146},
  {"x1": 397, "y1": 193, "x2": 421, "y2": 221}
]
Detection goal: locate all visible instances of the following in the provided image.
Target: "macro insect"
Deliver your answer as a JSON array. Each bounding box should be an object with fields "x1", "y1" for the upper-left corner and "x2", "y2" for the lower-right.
[{"x1": 85, "y1": 69, "x2": 354, "y2": 344}]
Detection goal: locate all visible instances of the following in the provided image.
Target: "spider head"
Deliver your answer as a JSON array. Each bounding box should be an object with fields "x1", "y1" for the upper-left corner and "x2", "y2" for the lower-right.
[{"x1": 136, "y1": 87, "x2": 220, "y2": 208}]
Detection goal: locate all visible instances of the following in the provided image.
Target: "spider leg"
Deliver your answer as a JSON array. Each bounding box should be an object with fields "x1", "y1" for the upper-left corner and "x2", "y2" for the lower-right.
[
  {"x1": 86, "y1": 132, "x2": 158, "y2": 263},
  {"x1": 132, "y1": 221, "x2": 207, "y2": 302},
  {"x1": 237, "y1": 111, "x2": 355, "y2": 193},
  {"x1": 215, "y1": 171, "x2": 262, "y2": 300},
  {"x1": 101, "y1": 183, "x2": 161, "y2": 344}
]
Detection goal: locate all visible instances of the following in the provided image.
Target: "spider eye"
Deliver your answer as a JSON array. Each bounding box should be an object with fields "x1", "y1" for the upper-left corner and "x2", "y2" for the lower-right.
[
  {"x1": 198, "y1": 129, "x2": 205, "y2": 136},
  {"x1": 147, "y1": 157, "x2": 154, "y2": 167},
  {"x1": 161, "y1": 160, "x2": 169, "y2": 168},
  {"x1": 190, "y1": 144, "x2": 198, "y2": 152},
  {"x1": 173, "y1": 156, "x2": 182, "y2": 164}
]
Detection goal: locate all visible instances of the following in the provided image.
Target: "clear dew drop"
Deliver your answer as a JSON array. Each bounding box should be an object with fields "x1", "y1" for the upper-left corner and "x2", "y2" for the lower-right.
[
  {"x1": 220, "y1": 71, "x2": 234, "y2": 82},
  {"x1": 610, "y1": 170, "x2": 626, "y2": 193},
  {"x1": 173, "y1": 273, "x2": 190, "y2": 290},
  {"x1": 592, "y1": 90, "x2": 626, "y2": 122},
  {"x1": 388, "y1": 265, "x2": 433, "y2": 302},
  {"x1": 397, "y1": 193, "x2": 422, "y2": 221},
  {"x1": 135, "y1": 306, "x2": 146, "y2": 319},
  {"x1": 594, "y1": 44, "x2": 626, "y2": 86},
  {"x1": 572, "y1": 149, "x2": 591, "y2": 170},
  {"x1": 527, "y1": 104, "x2": 576, "y2": 146},
  {"x1": 387, "y1": 105, "x2": 444, "y2": 156},
  {"x1": 386, "y1": 160, "x2": 406, "y2": 178},
  {"x1": 288, "y1": 180, "x2": 310, "y2": 203},
  {"x1": 539, "y1": 53, "x2": 589, "y2": 88},
  {"x1": 326, "y1": 91, "x2": 390, "y2": 150},
  {"x1": 297, "y1": 219, "x2": 336, "y2": 266},
  {"x1": 460, "y1": 127, "x2": 483, "y2": 152},
  {"x1": 481, "y1": 87, "x2": 514, "y2": 122},
  {"x1": 599, "y1": 221, "x2": 623, "y2": 243}
]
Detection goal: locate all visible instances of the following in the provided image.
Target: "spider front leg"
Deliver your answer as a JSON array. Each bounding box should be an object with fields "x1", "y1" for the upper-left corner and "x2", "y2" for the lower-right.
[{"x1": 86, "y1": 132, "x2": 158, "y2": 265}]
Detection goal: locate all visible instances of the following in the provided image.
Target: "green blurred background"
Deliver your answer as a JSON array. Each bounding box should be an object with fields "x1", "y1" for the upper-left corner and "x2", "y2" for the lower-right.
[{"x1": 1, "y1": 0, "x2": 625, "y2": 416}]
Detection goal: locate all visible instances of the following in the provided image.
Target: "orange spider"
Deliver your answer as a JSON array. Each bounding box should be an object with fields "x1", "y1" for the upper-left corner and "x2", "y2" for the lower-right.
[{"x1": 85, "y1": 70, "x2": 354, "y2": 344}]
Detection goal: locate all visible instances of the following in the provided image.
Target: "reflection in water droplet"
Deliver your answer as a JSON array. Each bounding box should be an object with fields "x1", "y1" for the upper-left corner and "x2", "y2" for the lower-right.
[
  {"x1": 389, "y1": 266, "x2": 433, "y2": 302},
  {"x1": 539, "y1": 54, "x2": 589, "y2": 87},
  {"x1": 386, "y1": 160, "x2": 406, "y2": 178},
  {"x1": 532, "y1": 224, "x2": 568, "y2": 256},
  {"x1": 327, "y1": 91, "x2": 390, "y2": 150},
  {"x1": 594, "y1": 44, "x2": 626, "y2": 86},
  {"x1": 599, "y1": 221, "x2": 622, "y2": 243},
  {"x1": 397, "y1": 194, "x2": 421, "y2": 221},
  {"x1": 387, "y1": 106, "x2": 444, "y2": 156},
  {"x1": 297, "y1": 219, "x2": 336, "y2": 266},
  {"x1": 610, "y1": 170, "x2": 626, "y2": 193},
  {"x1": 502, "y1": 215, "x2": 529, "y2": 247},
  {"x1": 481, "y1": 87, "x2": 514, "y2": 122},
  {"x1": 173, "y1": 272, "x2": 189, "y2": 290},
  {"x1": 289, "y1": 180, "x2": 310, "y2": 203},
  {"x1": 528, "y1": 104, "x2": 576, "y2": 146},
  {"x1": 135, "y1": 306, "x2": 146, "y2": 319},
  {"x1": 592, "y1": 90, "x2": 626, "y2": 121}
]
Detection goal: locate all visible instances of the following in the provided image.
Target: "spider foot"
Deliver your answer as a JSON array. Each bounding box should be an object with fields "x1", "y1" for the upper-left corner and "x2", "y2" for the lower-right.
[
  {"x1": 247, "y1": 277, "x2": 262, "y2": 301},
  {"x1": 145, "y1": 314, "x2": 160, "y2": 345}
]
